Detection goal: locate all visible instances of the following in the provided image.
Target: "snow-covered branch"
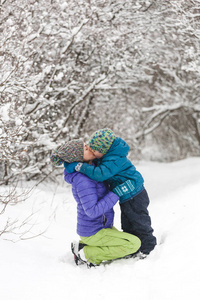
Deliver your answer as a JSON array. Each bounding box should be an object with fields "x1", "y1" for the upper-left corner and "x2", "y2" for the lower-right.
[
  {"x1": 53, "y1": 74, "x2": 108, "y2": 142},
  {"x1": 60, "y1": 19, "x2": 89, "y2": 56}
]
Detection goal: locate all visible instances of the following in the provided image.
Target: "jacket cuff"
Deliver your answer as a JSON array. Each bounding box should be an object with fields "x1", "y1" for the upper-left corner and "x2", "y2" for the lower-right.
[{"x1": 75, "y1": 162, "x2": 83, "y2": 172}]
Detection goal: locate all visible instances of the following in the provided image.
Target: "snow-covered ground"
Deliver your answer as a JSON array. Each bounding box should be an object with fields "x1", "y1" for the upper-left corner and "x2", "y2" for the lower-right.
[{"x1": 1, "y1": 157, "x2": 200, "y2": 300}]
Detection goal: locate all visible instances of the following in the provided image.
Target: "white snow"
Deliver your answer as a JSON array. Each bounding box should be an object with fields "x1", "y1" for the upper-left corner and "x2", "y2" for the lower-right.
[
  {"x1": 0, "y1": 103, "x2": 10, "y2": 121},
  {"x1": 15, "y1": 117, "x2": 23, "y2": 126},
  {"x1": 1, "y1": 157, "x2": 200, "y2": 300}
]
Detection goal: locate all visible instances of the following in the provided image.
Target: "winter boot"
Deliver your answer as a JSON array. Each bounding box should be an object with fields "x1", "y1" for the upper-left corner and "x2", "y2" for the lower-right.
[
  {"x1": 71, "y1": 241, "x2": 86, "y2": 265},
  {"x1": 136, "y1": 251, "x2": 148, "y2": 259}
]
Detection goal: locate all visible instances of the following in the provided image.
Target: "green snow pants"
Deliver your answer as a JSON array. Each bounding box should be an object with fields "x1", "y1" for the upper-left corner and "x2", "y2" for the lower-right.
[{"x1": 80, "y1": 226, "x2": 141, "y2": 265}]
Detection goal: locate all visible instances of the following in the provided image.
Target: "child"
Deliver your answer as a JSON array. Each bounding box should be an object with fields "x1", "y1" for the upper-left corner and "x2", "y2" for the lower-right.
[
  {"x1": 50, "y1": 139, "x2": 141, "y2": 267},
  {"x1": 65, "y1": 129, "x2": 157, "y2": 256}
]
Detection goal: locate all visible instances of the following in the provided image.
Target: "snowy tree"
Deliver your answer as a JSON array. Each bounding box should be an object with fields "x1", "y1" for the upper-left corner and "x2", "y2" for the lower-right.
[
  {"x1": 83, "y1": 0, "x2": 200, "y2": 161},
  {"x1": 0, "y1": 0, "x2": 200, "y2": 186},
  {"x1": 0, "y1": 0, "x2": 96, "y2": 181}
]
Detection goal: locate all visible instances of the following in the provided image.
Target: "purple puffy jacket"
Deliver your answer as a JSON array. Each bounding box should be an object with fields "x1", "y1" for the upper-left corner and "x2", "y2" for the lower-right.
[{"x1": 64, "y1": 169, "x2": 119, "y2": 237}]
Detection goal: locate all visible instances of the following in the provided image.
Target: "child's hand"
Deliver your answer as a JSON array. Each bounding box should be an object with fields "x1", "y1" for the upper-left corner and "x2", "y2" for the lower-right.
[{"x1": 64, "y1": 161, "x2": 79, "y2": 173}]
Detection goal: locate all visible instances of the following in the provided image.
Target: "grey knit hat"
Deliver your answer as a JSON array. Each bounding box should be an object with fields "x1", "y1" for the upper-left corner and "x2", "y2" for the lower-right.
[{"x1": 50, "y1": 140, "x2": 84, "y2": 166}]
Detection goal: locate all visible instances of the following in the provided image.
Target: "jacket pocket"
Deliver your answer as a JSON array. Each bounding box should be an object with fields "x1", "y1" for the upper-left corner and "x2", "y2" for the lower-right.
[{"x1": 112, "y1": 180, "x2": 136, "y2": 197}]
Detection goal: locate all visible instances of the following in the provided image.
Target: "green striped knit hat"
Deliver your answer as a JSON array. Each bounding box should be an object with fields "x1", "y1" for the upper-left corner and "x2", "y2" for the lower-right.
[
  {"x1": 88, "y1": 128, "x2": 116, "y2": 154},
  {"x1": 50, "y1": 139, "x2": 84, "y2": 166}
]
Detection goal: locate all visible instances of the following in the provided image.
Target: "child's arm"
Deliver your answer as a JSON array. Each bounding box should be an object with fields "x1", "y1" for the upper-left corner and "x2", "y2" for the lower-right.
[
  {"x1": 75, "y1": 176, "x2": 119, "y2": 218},
  {"x1": 75, "y1": 157, "x2": 126, "y2": 182}
]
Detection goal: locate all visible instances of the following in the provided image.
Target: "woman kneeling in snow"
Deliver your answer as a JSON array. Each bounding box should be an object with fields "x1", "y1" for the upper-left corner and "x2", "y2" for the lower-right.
[{"x1": 50, "y1": 140, "x2": 141, "y2": 267}]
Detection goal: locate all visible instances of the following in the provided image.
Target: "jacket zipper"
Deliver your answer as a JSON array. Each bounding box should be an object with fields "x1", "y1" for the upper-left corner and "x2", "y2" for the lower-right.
[{"x1": 103, "y1": 214, "x2": 107, "y2": 226}]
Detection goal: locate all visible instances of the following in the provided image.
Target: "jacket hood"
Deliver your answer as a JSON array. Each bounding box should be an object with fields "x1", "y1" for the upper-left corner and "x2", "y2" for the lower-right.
[
  {"x1": 107, "y1": 137, "x2": 129, "y2": 157},
  {"x1": 64, "y1": 169, "x2": 78, "y2": 184}
]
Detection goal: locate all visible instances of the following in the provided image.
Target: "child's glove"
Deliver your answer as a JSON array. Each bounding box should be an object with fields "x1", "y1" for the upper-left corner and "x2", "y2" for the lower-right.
[{"x1": 64, "y1": 161, "x2": 79, "y2": 173}]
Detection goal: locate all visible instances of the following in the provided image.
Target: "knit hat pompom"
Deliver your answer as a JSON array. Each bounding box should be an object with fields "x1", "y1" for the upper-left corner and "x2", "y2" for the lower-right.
[
  {"x1": 88, "y1": 128, "x2": 116, "y2": 154},
  {"x1": 50, "y1": 139, "x2": 84, "y2": 166},
  {"x1": 50, "y1": 153, "x2": 64, "y2": 166}
]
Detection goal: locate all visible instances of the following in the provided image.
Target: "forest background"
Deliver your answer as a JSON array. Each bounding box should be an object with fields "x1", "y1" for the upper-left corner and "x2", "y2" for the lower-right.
[{"x1": 0, "y1": 0, "x2": 200, "y2": 237}]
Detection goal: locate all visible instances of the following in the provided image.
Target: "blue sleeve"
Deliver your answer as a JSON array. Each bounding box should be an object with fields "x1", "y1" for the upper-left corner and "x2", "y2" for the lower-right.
[
  {"x1": 75, "y1": 177, "x2": 119, "y2": 218},
  {"x1": 79, "y1": 157, "x2": 127, "y2": 182}
]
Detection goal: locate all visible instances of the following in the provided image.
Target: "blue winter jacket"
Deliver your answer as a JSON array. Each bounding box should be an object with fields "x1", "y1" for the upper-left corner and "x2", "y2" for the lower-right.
[
  {"x1": 64, "y1": 169, "x2": 119, "y2": 237},
  {"x1": 78, "y1": 137, "x2": 144, "y2": 203}
]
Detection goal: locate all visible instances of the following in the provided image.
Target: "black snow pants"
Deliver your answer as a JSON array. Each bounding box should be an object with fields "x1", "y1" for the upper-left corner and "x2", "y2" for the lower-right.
[{"x1": 120, "y1": 188, "x2": 157, "y2": 254}]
